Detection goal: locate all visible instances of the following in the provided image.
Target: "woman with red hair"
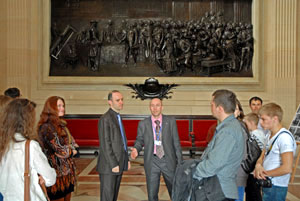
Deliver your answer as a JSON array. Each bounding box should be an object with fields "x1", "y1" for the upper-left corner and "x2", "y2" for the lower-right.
[{"x1": 38, "y1": 96, "x2": 77, "y2": 201}]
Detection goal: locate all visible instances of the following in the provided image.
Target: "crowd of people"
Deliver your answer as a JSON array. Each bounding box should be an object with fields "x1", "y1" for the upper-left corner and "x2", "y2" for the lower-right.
[
  {"x1": 0, "y1": 87, "x2": 297, "y2": 201},
  {"x1": 0, "y1": 88, "x2": 78, "y2": 201}
]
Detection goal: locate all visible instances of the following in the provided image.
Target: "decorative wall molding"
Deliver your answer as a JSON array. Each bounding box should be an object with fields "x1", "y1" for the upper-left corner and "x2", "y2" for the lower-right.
[{"x1": 125, "y1": 78, "x2": 178, "y2": 100}]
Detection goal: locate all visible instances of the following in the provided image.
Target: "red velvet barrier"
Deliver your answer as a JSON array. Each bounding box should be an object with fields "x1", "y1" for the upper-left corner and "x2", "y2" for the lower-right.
[
  {"x1": 66, "y1": 119, "x2": 99, "y2": 147},
  {"x1": 176, "y1": 120, "x2": 193, "y2": 147},
  {"x1": 65, "y1": 115, "x2": 216, "y2": 153},
  {"x1": 191, "y1": 119, "x2": 218, "y2": 148},
  {"x1": 123, "y1": 119, "x2": 140, "y2": 146}
]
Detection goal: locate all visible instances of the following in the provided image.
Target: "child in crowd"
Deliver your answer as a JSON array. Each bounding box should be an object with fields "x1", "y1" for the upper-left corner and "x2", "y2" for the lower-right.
[
  {"x1": 243, "y1": 112, "x2": 266, "y2": 201},
  {"x1": 244, "y1": 113, "x2": 266, "y2": 149}
]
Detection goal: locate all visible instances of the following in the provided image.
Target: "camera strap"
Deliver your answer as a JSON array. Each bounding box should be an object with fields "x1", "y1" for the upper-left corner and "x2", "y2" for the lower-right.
[{"x1": 265, "y1": 131, "x2": 292, "y2": 157}]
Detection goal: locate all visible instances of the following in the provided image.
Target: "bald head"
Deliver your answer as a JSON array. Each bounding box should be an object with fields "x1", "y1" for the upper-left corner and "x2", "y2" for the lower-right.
[{"x1": 149, "y1": 98, "x2": 163, "y2": 118}]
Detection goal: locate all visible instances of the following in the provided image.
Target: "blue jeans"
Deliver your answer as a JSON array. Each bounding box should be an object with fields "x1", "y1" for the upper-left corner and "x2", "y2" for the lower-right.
[
  {"x1": 262, "y1": 185, "x2": 288, "y2": 201},
  {"x1": 235, "y1": 186, "x2": 245, "y2": 201},
  {"x1": 0, "y1": 192, "x2": 3, "y2": 201}
]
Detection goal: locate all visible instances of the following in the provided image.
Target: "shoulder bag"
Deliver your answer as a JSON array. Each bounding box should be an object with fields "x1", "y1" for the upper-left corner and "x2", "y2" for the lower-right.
[{"x1": 241, "y1": 132, "x2": 262, "y2": 174}]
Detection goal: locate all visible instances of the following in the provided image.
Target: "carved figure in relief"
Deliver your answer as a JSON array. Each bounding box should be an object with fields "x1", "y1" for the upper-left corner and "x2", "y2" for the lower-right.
[
  {"x1": 86, "y1": 20, "x2": 102, "y2": 71},
  {"x1": 51, "y1": 9, "x2": 254, "y2": 76}
]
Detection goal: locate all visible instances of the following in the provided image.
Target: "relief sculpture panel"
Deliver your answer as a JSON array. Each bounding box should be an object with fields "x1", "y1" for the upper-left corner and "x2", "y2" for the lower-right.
[{"x1": 50, "y1": 0, "x2": 253, "y2": 77}]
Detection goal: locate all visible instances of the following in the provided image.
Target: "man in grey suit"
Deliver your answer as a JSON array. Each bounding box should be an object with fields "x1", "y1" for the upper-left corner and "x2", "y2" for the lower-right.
[
  {"x1": 131, "y1": 98, "x2": 182, "y2": 201},
  {"x1": 96, "y1": 90, "x2": 131, "y2": 201}
]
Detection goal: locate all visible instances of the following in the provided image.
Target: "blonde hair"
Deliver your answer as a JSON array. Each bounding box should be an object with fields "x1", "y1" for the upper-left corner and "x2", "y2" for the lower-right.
[
  {"x1": 259, "y1": 103, "x2": 283, "y2": 122},
  {"x1": 244, "y1": 112, "x2": 259, "y2": 125}
]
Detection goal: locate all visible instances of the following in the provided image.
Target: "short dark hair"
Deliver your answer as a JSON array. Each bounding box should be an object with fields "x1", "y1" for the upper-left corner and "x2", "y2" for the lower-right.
[
  {"x1": 4, "y1": 87, "x2": 20, "y2": 98},
  {"x1": 108, "y1": 90, "x2": 120, "y2": 101},
  {"x1": 212, "y1": 89, "x2": 237, "y2": 114},
  {"x1": 249, "y1": 96, "x2": 263, "y2": 105}
]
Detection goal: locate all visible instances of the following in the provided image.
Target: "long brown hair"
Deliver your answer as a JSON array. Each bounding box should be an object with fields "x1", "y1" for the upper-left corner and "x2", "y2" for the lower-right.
[
  {"x1": 0, "y1": 95, "x2": 12, "y2": 114},
  {"x1": 38, "y1": 96, "x2": 65, "y2": 135},
  {"x1": 236, "y1": 98, "x2": 245, "y2": 121},
  {"x1": 0, "y1": 98, "x2": 37, "y2": 162}
]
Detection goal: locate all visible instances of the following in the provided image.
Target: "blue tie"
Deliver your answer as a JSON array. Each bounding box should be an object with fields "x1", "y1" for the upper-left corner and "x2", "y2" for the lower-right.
[{"x1": 117, "y1": 114, "x2": 127, "y2": 151}]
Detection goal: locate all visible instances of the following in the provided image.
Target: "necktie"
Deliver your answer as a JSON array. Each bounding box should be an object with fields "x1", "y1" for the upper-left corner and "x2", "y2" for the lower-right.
[
  {"x1": 155, "y1": 120, "x2": 164, "y2": 158},
  {"x1": 117, "y1": 114, "x2": 127, "y2": 151}
]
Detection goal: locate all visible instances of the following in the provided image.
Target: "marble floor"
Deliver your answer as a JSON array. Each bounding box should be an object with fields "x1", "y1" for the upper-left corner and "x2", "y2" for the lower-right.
[{"x1": 71, "y1": 155, "x2": 300, "y2": 201}]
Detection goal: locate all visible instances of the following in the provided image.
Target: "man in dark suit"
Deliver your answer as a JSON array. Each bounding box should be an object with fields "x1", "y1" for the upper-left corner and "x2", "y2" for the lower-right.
[
  {"x1": 96, "y1": 90, "x2": 130, "y2": 201},
  {"x1": 131, "y1": 98, "x2": 182, "y2": 201}
]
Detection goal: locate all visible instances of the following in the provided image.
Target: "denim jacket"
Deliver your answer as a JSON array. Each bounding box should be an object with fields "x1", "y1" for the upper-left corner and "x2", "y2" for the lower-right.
[{"x1": 193, "y1": 114, "x2": 245, "y2": 199}]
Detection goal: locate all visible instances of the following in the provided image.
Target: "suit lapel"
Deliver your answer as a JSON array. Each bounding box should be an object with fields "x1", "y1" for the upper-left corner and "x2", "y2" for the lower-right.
[
  {"x1": 109, "y1": 109, "x2": 127, "y2": 145},
  {"x1": 147, "y1": 117, "x2": 154, "y2": 142},
  {"x1": 111, "y1": 111, "x2": 119, "y2": 127},
  {"x1": 162, "y1": 115, "x2": 168, "y2": 142},
  {"x1": 145, "y1": 117, "x2": 155, "y2": 156}
]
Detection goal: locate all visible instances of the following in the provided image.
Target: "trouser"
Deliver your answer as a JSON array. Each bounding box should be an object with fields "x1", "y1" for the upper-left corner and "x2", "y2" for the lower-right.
[
  {"x1": 245, "y1": 174, "x2": 262, "y2": 201},
  {"x1": 262, "y1": 185, "x2": 288, "y2": 201},
  {"x1": 99, "y1": 173, "x2": 122, "y2": 201},
  {"x1": 235, "y1": 186, "x2": 245, "y2": 201},
  {"x1": 147, "y1": 155, "x2": 174, "y2": 201}
]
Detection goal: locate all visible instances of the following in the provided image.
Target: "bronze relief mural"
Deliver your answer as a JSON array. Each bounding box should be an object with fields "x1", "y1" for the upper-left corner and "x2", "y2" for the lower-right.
[{"x1": 50, "y1": 0, "x2": 253, "y2": 77}]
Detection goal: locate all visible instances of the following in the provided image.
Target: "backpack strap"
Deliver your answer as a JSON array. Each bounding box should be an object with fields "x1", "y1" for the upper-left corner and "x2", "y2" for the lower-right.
[{"x1": 265, "y1": 131, "x2": 294, "y2": 156}]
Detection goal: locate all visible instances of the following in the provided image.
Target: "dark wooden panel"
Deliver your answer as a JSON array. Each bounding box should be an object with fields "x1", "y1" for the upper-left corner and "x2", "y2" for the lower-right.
[
  {"x1": 112, "y1": 0, "x2": 129, "y2": 17},
  {"x1": 214, "y1": 0, "x2": 224, "y2": 13},
  {"x1": 52, "y1": 0, "x2": 252, "y2": 21},
  {"x1": 223, "y1": 0, "x2": 234, "y2": 22},
  {"x1": 52, "y1": 1, "x2": 112, "y2": 20},
  {"x1": 127, "y1": 0, "x2": 171, "y2": 18},
  {"x1": 173, "y1": 1, "x2": 190, "y2": 20},
  {"x1": 190, "y1": 0, "x2": 211, "y2": 20}
]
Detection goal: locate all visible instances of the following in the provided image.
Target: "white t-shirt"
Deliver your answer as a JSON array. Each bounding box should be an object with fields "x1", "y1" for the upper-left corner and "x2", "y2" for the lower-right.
[
  {"x1": 263, "y1": 128, "x2": 296, "y2": 187},
  {"x1": 0, "y1": 133, "x2": 56, "y2": 201}
]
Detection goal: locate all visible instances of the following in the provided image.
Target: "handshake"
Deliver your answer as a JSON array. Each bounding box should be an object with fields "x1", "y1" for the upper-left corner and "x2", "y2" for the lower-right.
[{"x1": 130, "y1": 147, "x2": 138, "y2": 160}]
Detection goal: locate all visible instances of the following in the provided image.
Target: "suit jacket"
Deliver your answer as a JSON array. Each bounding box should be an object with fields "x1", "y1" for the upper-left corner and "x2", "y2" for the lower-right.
[
  {"x1": 96, "y1": 108, "x2": 129, "y2": 175},
  {"x1": 134, "y1": 115, "x2": 183, "y2": 179}
]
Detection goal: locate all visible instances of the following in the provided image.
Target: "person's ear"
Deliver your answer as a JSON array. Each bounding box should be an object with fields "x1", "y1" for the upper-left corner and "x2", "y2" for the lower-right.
[
  {"x1": 273, "y1": 115, "x2": 279, "y2": 123},
  {"x1": 216, "y1": 105, "x2": 224, "y2": 113}
]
